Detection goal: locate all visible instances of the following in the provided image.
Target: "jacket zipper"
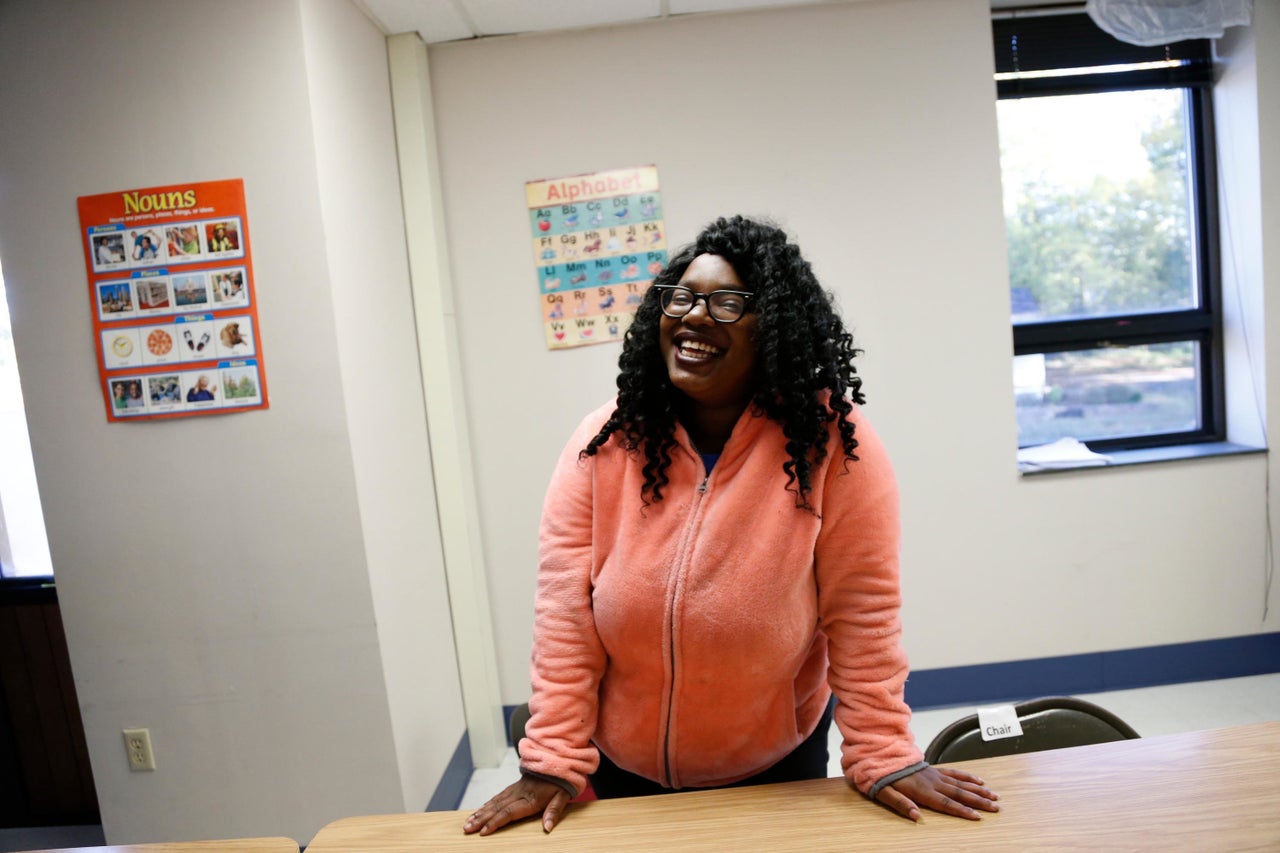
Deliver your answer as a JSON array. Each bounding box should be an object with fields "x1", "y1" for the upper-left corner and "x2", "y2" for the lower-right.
[{"x1": 662, "y1": 466, "x2": 710, "y2": 788}]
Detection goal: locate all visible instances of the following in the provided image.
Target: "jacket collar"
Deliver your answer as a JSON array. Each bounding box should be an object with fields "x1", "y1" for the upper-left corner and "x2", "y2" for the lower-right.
[{"x1": 671, "y1": 403, "x2": 770, "y2": 465}]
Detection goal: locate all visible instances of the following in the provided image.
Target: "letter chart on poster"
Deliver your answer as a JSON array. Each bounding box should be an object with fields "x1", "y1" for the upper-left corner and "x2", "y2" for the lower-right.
[
  {"x1": 526, "y1": 165, "x2": 668, "y2": 350},
  {"x1": 78, "y1": 179, "x2": 269, "y2": 421}
]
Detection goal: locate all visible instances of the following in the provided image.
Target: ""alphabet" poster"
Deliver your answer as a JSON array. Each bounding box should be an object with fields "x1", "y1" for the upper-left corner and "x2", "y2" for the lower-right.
[{"x1": 526, "y1": 166, "x2": 667, "y2": 350}]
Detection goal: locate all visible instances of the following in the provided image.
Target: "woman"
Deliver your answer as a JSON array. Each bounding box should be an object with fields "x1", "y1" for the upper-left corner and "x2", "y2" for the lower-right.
[
  {"x1": 186, "y1": 375, "x2": 216, "y2": 402},
  {"x1": 465, "y1": 217, "x2": 998, "y2": 835}
]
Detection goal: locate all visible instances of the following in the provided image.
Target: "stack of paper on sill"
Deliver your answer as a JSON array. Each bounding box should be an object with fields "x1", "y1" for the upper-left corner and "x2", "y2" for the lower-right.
[{"x1": 1017, "y1": 437, "x2": 1112, "y2": 472}]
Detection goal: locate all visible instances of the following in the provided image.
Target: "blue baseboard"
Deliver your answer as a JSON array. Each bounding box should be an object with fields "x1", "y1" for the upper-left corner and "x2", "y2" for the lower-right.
[
  {"x1": 502, "y1": 704, "x2": 519, "y2": 746},
  {"x1": 905, "y1": 632, "x2": 1280, "y2": 710},
  {"x1": 425, "y1": 730, "x2": 472, "y2": 812}
]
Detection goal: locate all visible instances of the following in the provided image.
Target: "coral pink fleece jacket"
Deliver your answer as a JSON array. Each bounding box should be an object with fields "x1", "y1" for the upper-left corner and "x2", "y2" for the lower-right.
[{"x1": 519, "y1": 399, "x2": 926, "y2": 799}]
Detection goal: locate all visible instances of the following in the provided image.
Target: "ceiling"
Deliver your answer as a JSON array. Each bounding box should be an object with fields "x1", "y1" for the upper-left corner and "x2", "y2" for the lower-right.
[{"x1": 355, "y1": 0, "x2": 1074, "y2": 45}]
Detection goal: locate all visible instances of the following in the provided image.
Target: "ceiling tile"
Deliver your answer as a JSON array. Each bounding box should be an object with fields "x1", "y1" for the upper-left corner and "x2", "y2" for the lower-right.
[
  {"x1": 361, "y1": 0, "x2": 475, "y2": 42},
  {"x1": 460, "y1": 0, "x2": 663, "y2": 37},
  {"x1": 360, "y1": 0, "x2": 1029, "y2": 46}
]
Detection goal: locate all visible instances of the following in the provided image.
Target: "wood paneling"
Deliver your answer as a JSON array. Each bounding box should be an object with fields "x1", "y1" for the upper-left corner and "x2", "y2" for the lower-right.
[{"x1": 0, "y1": 592, "x2": 98, "y2": 826}]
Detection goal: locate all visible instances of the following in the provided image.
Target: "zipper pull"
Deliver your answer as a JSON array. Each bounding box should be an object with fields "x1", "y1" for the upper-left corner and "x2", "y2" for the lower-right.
[{"x1": 698, "y1": 478, "x2": 708, "y2": 493}]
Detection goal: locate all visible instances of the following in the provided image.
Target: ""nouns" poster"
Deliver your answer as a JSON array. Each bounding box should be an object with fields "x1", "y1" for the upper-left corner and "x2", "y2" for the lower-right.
[
  {"x1": 526, "y1": 166, "x2": 667, "y2": 350},
  {"x1": 78, "y1": 179, "x2": 268, "y2": 422}
]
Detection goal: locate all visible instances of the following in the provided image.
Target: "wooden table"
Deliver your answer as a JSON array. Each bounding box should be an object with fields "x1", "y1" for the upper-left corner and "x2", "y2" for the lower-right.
[
  {"x1": 306, "y1": 721, "x2": 1280, "y2": 851},
  {"x1": 32, "y1": 839, "x2": 298, "y2": 853}
]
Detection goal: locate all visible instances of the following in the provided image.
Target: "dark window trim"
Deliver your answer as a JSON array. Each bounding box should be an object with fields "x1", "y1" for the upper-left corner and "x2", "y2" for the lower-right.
[
  {"x1": 0, "y1": 576, "x2": 56, "y2": 605},
  {"x1": 997, "y1": 67, "x2": 1212, "y2": 99},
  {"x1": 992, "y1": 12, "x2": 1211, "y2": 75},
  {"x1": 1012, "y1": 310, "x2": 1214, "y2": 352},
  {"x1": 999, "y1": 15, "x2": 1225, "y2": 452}
]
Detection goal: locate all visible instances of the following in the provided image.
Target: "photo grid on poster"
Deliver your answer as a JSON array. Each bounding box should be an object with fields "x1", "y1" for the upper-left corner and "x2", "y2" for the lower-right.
[
  {"x1": 525, "y1": 166, "x2": 667, "y2": 350},
  {"x1": 79, "y1": 180, "x2": 268, "y2": 421}
]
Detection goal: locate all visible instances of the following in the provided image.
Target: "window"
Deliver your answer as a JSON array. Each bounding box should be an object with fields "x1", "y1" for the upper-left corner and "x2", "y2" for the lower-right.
[
  {"x1": 994, "y1": 12, "x2": 1221, "y2": 451},
  {"x1": 0, "y1": 256, "x2": 53, "y2": 578}
]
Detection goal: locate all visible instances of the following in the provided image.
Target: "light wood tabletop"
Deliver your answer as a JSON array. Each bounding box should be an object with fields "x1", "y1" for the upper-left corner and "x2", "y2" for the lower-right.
[
  {"x1": 30, "y1": 839, "x2": 298, "y2": 853},
  {"x1": 306, "y1": 721, "x2": 1280, "y2": 851}
]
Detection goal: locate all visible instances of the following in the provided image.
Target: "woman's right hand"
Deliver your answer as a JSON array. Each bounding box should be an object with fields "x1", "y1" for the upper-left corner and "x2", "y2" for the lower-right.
[{"x1": 462, "y1": 774, "x2": 573, "y2": 836}]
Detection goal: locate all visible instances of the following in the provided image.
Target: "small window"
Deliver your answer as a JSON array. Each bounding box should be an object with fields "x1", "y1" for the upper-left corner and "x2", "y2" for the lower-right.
[
  {"x1": 993, "y1": 12, "x2": 1222, "y2": 451},
  {"x1": 0, "y1": 257, "x2": 53, "y2": 578}
]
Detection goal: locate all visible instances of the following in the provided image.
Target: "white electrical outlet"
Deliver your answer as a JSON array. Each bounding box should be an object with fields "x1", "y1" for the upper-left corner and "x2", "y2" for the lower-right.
[{"x1": 123, "y1": 728, "x2": 156, "y2": 771}]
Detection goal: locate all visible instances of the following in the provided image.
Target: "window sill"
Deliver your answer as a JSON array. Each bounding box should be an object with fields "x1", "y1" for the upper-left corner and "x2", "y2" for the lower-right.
[{"x1": 1018, "y1": 441, "x2": 1266, "y2": 476}]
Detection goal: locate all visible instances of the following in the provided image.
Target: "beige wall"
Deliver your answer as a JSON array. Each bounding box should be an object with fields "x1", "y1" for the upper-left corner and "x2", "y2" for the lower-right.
[
  {"x1": 0, "y1": 0, "x2": 463, "y2": 844},
  {"x1": 1256, "y1": 0, "x2": 1280, "y2": 563},
  {"x1": 424, "y1": 0, "x2": 1280, "y2": 701},
  {"x1": 300, "y1": 0, "x2": 467, "y2": 811},
  {"x1": 0, "y1": 0, "x2": 1275, "y2": 843}
]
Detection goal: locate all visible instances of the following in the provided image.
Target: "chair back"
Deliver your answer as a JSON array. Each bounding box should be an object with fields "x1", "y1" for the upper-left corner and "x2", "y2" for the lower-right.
[
  {"x1": 509, "y1": 702, "x2": 531, "y2": 754},
  {"x1": 923, "y1": 695, "x2": 1139, "y2": 764}
]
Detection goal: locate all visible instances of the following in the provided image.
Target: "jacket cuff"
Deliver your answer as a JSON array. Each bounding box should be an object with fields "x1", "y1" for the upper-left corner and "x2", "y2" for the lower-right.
[
  {"x1": 520, "y1": 769, "x2": 579, "y2": 799},
  {"x1": 866, "y1": 761, "x2": 930, "y2": 800}
]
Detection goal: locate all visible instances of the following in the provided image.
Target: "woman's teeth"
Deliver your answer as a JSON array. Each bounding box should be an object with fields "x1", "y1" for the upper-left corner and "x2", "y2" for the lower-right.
[{"x1": 680, "y1": 340, "x2": 722, "y2": 358}]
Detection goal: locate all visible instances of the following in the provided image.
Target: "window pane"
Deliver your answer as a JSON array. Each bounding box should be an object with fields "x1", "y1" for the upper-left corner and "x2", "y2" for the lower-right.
[
  {"x1": 1014, "y1": 342, "x2": 1200, "y2": 447},
  {"x1": 1000, "y1": 89, "x2": 1196, "y2": 323},
  {"x1": 0, "y1": 259, "x2": 53, "y2": 578}
]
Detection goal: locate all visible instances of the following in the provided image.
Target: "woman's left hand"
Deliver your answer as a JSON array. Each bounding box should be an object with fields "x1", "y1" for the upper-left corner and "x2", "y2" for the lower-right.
[{"x1": 876, "y1": 766, "x2": 1000, "y2": 822}]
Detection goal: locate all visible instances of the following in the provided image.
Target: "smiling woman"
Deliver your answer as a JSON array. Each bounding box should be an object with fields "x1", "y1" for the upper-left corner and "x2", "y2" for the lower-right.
[
  {"x1": 656, "y1": 255, "x2": 760, "y2": 441},
  {"x1": 463, "y1": 216, "x2": 1000, "y2": 837},
  {"x1": 582, "y1": 216, "x2": 868, "y2": 507},
  {"x1": 0, "y1": 258, "x2": 53, "y2": 579}
]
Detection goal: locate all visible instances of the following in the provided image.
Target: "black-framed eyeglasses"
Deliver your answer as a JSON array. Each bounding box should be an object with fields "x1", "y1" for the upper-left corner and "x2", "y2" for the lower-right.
[{"x1": 653, "y1": 285, "x2": 755, "y2": 324}]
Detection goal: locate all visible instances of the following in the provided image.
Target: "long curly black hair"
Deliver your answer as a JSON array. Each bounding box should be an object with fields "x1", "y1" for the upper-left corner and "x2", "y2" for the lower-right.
[{"x1": 581, "y1": 215, "x2": 865, "y2": 508}]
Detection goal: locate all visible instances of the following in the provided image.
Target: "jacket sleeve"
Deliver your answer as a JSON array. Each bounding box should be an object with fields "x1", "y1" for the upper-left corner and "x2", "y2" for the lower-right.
[
  {"x1": 814, "y1": 409, "x2": 927, "y2": 798},
  {"x1": 516, "y1": 416, "x2": 610, "y2": 796}
]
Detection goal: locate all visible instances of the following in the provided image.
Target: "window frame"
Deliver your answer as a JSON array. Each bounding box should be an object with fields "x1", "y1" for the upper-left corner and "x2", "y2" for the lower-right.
[{"x1": 995, "y1": 15, "x2": 1225, "y2": 452}]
